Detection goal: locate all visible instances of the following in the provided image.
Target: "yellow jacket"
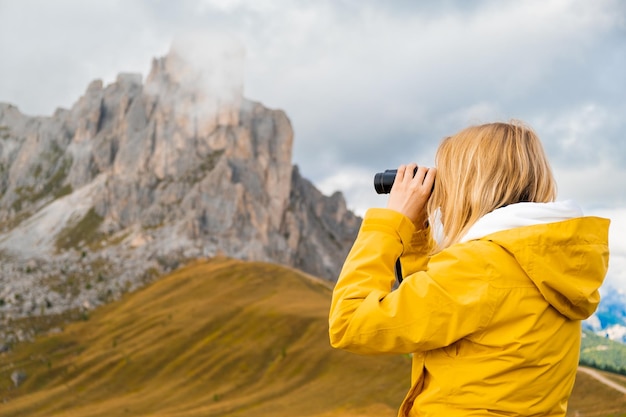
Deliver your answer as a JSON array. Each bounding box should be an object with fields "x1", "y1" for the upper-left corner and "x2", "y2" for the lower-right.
[{"x1": 329, "y1": 203, "x2": 609, "y2": 416}]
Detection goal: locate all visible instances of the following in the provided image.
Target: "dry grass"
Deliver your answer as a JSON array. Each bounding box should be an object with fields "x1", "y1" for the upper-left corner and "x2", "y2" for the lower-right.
[
  {"x1": 568, "y1": 369, "x2": 626, "y2": 416},
  {"x1": 600, "y1": 369, "x2": 626, "y2": 389},
  {"x1": 0, "y1": 258, "x2": 409, "y2": 417},
  {"x1": 1, "y1": 257, "x2": 624, "y2": 416}
]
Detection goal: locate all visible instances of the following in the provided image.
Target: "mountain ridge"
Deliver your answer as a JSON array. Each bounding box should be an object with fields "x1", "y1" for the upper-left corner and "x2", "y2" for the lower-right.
[{"x1": 0, "y1": 42, "x2": 361, "y2": 342}]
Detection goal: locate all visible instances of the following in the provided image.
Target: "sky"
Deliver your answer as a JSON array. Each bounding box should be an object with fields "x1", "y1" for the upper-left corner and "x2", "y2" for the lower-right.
[{"x1": 0, "y1": 0, "x2": 625, "y2": 289}]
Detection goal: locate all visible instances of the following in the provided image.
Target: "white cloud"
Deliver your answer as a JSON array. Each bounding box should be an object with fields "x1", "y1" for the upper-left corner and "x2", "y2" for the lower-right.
[
  {"x1": 0, "y1": 0, "x2": 171, "y2": 115},
  {"x1": 555, "y1": 162, "x2": 626, "y2": 208},
  {"x1": 316, "y1": 166, "x2": 389, "y2": 217},
  {"x1": 587, "y1": 207, "x2": 626, "y2": 291},
  {"x1": 535, "y1": 102, "x2": 624, "y2": 167},
  {"x1": 0, "y1": 0, "x2": 624, "y2": 214}
]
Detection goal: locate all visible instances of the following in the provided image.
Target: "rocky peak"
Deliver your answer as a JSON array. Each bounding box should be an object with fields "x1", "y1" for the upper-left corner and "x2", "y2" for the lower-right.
[{"x1": 0, "y1": 40, "x2": 361, "y2": 341}]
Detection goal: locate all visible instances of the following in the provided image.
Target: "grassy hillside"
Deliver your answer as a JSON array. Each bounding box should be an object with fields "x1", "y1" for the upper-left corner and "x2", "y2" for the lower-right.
[
  {"x1": 0, "y1": 258, "x2": 410, "y2": 417},
  {"x1": 1, "y1": 257, "x2": 625, "y2": 416},
  {"x1": 580, "y1": 329, "x2": 626, "y2": 375}
]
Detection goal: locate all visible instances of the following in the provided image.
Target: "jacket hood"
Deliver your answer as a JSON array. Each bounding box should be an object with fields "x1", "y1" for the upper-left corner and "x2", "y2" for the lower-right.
[{"x1": 462, "y1": 201, "x2": 610, "y2": 320}]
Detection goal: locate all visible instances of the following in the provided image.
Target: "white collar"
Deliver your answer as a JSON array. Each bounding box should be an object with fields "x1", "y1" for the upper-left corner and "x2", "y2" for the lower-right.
[{"x1": 459, "y1": 200, "x2": 584, "y2": 243}]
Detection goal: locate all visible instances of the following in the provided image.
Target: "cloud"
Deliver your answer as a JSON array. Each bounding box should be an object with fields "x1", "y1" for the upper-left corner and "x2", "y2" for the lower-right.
[
  {"x1": 555, "y1": 162, "x2": 626, "y2": 210},
  {"x1": 229, "y1": 0, "x2": 626, "y2": 187},
  {"x1": 316, "y1": 165, "x2": 389, "y2": 216},
  {"x1": 587, "y1": 207, "x2": 626, "y2": 291},
  {"x1": 0, "y1": 0, "x2": 171, "y2": 115},
  {"x1": 0, "y1": 0, "x2": 625, "y2": 290},
  {"x1": 143, "y1": 31, "x2": 246, "y2": 127},
  {"x1": 536, "y1": 103, "x2": 626, "y2": 166}
]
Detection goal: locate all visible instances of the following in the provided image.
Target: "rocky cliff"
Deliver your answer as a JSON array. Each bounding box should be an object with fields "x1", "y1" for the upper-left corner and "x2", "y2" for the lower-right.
[{"x1": 0, "y1": 43, "x2": 360, "y2": 340}]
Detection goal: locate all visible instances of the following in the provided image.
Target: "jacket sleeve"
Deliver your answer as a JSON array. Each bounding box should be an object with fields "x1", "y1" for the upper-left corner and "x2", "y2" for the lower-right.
[
  {"x1": 329, "y1": 208, "x2": 494, "y2": 355},
  {"x1": 399, "y1": 223, "x2": 434, "y2": 276}
]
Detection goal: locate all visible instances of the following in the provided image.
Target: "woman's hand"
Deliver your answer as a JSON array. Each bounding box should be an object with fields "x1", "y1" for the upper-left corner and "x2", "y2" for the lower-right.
[{"x1": 386, "y1": 163, "x2": 436, "y2": 228}]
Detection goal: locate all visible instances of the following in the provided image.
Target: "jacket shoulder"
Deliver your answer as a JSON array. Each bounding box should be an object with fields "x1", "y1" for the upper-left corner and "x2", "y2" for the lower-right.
[{"x1": 430, "y1": 239, "x2": 519, "y2": 279}]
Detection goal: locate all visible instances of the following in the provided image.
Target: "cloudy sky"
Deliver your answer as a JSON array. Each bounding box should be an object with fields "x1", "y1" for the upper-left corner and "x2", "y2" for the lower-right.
[{"x1": 0, "y1": 0, "x2": 625, "y2": 289}]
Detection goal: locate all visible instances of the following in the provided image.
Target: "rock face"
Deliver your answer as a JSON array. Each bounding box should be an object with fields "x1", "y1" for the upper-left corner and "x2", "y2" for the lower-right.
[{"x1": 0, "y1": 42, "x2": 361, "y2": 338}]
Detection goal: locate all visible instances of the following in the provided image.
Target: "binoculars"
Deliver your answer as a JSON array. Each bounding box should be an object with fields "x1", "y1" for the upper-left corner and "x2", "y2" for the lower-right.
[
  {"x1": 374, "y1": 169, "x2": 399, "y2": 194},
  {"x1": 374, "y1": 167, "x2": 431, "y2": 194}
]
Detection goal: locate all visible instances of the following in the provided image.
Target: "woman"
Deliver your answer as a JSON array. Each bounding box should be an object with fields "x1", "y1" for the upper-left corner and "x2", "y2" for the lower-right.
[{"x1": 328, "y1": 121, "x2": 610, "y2": 416}]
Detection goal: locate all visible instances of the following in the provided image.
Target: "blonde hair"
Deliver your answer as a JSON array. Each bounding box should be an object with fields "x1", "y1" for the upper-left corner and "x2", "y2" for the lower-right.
[{"x1": 427, "y1": 121, "x2": 557, "y2": 251}]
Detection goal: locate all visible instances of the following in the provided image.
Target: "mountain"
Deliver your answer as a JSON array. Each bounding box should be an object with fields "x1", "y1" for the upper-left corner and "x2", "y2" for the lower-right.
[
  {"x1": 0, "y1": 41, "x2": 360, "y2": 342},
  {"x1": 1, "y1": 258, "x2": 624, "y2": 417}
]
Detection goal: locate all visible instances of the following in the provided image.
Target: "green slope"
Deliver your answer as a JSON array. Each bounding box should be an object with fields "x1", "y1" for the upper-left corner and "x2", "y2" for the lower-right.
[{"x1": 580, "y1": 329, "x2": 626, "y2": 375}]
